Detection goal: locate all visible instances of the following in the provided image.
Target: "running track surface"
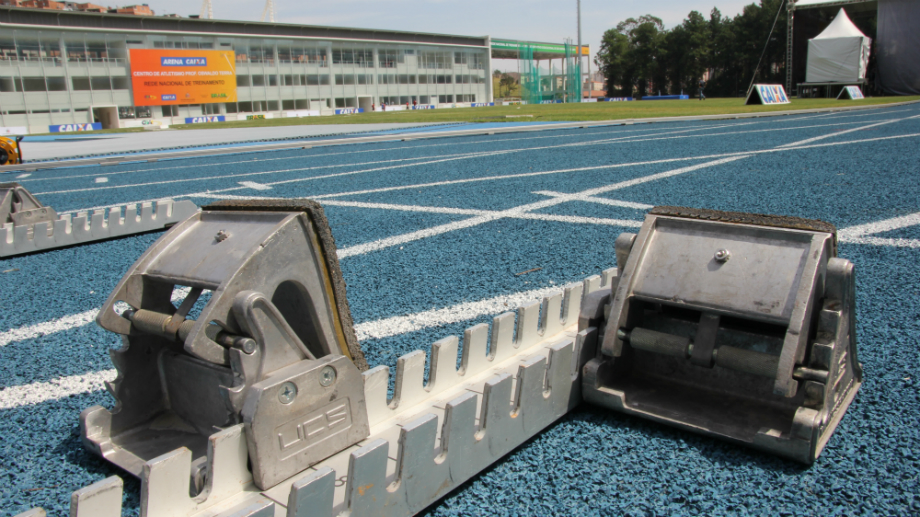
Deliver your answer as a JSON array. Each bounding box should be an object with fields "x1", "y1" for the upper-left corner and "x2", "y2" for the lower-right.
[{"x1": 2, "y1": 104, "x2": 920, "y2": 516}]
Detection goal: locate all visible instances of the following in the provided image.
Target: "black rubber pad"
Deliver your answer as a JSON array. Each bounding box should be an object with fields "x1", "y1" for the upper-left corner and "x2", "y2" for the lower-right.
[
  {"x1": 651, "y1": 205, "x2": 837, "y2": 252},
  {"x1": 203, "y1": 199, "x2": 368, "y2": 371}
]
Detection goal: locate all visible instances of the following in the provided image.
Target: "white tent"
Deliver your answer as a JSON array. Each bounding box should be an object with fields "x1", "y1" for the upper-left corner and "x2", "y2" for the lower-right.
[{"x1": 805, "y1": 9, "x2": 872, "y2": 83}]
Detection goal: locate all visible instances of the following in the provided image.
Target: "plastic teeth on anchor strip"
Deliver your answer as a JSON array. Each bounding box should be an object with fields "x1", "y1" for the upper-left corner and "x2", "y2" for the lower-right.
[
  {"x1": 0, "y1": 199, "x2": 198, "y2": 257},
  {"x1": 18, "y1": 269, "x2": 616, "y2": 517}
]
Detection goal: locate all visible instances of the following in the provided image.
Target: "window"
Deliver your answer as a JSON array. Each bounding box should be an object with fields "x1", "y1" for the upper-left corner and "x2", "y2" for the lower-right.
[
  {"x1": 438, "y1": 94, "x2": 454, "y2": 103},
  {"x1": 267, "y1": 100, "x2": 279, "y2": 111},
  {"x1": 71, "y1": 77, "x2": 91, "y2": 90},
  {"x1": 91, "y1": 77, "x2": 111, "y2": 90},
  {"x1": 136, "y1": 106, "x2": 152, "y2": 118},
  {"x1": 457, "y1": 94, "x2": 476, "y2": 102},
  {"x1": 436, "y1": 75, "x2": 452, "y2": 84},
  {"x1": 419, "y1": 51, "x2": 452, "y2": 69},
  {"x1": 357, "y1": 74, "x2": 373, "y2": 85},
  {"x1": 46, "y1": 77, "x2": 67, "y2": 91},
  {"x1": 225, "y1": 102, "x2": 239, "y2": 113},
  {"x1": 378, "y1": 49, "x2": 397, "y2": 68},
  {"x1": 377, "y1": 74, "x2": 397, "y2": 85},
  {"x1": 335, "y1": 74, "x2": 356, "y2": 85},
  {"x1": 251, "y1": 75, "x2": 265, "y2": 87},
  {"x1": 119, "y1": 106, "x2": 135, "y2": 119},
  {"x1": 237, "y1": 75, "x2": 251, "y2": 87},
  {"x1": 398, "y1": 74, "x2": 415, "y2": 84},
  {"x1": 112, "y1": 77, "x2": 129, "y2": 89},
  {"x1": 335, "y1": 97, "x2": 345, "y2": 108},
  {"x1": 161, "y1": 105, "x2": 179, "y2": 116},
  {"x1": 282, "y1": 99, "x2": 295, "y2": 110},
  {"x1": 0, "y1": 76, "x2": 19, "y2": 92},
  {"x1": 306, "y1": 74, "x2": 329, "y2": 85},
  {"x1": 268, "y1": 75, "x2": 278, "y2": 86},
  {"x1": 332, "y1": 49, "x2": 373, "y2": 67},
  {"x1": 22, "y1": 77, "x2": 47, "y2": 92}
]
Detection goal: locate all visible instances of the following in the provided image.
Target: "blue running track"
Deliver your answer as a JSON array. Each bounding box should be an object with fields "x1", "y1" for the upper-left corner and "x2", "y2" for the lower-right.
[{"x1": 2, "y1": 103, "x2": 920, "y2": 516}]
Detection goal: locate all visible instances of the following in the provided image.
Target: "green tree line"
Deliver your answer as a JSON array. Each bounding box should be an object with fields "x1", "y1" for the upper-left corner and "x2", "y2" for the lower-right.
[{"x1": 596, "y1": 0, "x2": 786, "y2": 98}]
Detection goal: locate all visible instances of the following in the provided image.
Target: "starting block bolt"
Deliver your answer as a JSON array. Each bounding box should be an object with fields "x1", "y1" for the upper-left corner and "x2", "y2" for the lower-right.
[
  {"x1": 278, "y1": 382, "x2": 298, "y2": 404},
  {"x1": 214, "y1": 230, "x2": 230, "y2": 242},
  {"x1": 714, "y1": 249, "x2": 731, "y2": 263},
  {"x1": 319, "y1": 366, "x2": 336, "y2": 387}
]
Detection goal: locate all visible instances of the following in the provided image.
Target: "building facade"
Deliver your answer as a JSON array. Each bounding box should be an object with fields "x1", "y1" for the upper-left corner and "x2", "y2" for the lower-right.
[{"x1": 0, "y1": 7, "x2": 493, "y2": 132}]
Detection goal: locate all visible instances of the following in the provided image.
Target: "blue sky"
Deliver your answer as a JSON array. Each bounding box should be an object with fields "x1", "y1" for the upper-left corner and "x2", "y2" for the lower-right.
[{"x1": 151, "y1": 0, "x2": 759, "y2": 72}]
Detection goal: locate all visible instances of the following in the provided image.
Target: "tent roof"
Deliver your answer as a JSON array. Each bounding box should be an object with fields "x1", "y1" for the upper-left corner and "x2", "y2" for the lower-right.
[{"x1": 814, "y1": 8, "x2": 868, "y2": 39}]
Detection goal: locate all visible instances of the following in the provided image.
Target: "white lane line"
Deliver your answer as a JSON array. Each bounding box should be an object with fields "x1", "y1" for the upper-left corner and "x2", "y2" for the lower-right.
[
  {"x1": 239, "y1": 181, "x2": 272, "y2": 191},
  {"x1": 32, "y1": 148, "x2": 520, "y2": 196},
  {"x1": 533, "y1": 191, "x2": 653, "y2": 209},
  {"x1": 838, "y1": 211, "x2": 920, "y2": 248},
  {"x1": 0, "y1": 309, "x2": 98, "y2": 348},
  {"x1": 0, "y1": 283, "x2": 580, "y2": 408},
  {"x1": 778, "y1": 114, "x2": 920, "y2": 148},
  {"x1": 50, "y1": 131, "x2": 920, "y2": 219},
  {"x1": 94, "y1": 177, "x2": 109, "y2": 183},
  {"x1": 336, "y1": 156, "x2": 749, "y2": 258},
  {"x1": 354, "y1": 285, "x2": 575, "y2": 341},
  {"x1": 301, "y1": 198, "x2": 645, "y2": 228},
  {"x1": 0, "y1": 288, "x2": 191, "y2": 348},
  {"x1": 18, "y1": 149, "x2": 502, "y2": 184},
  {"x1": 0, "y1": 369, "x2": 116, "y2": 410},
  {"x1": 16, "y1": 173, "x2": 31, "y2": 179}
]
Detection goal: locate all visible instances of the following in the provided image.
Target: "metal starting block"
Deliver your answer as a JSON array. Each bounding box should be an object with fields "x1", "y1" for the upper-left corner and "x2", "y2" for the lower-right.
[
  {"x1": 0, "y1": 182, "x2": 197, "y2": 257},
  {"x1": 19, "y1": 203, "x2": 863, "y2": 517},
  {"x1": 84, "y1": 200, "x2": 369, "y2": 491},
  {"x1": 581, "y1": 206, "x2": 862, "y2": 464}
]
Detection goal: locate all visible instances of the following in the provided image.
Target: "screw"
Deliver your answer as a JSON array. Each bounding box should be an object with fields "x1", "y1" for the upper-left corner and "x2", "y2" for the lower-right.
[
  {"x1": 214, "y1": 230, "x2": 229, "y2": 242},
  {"x1": 278, "y1": 382, "x2": 297, "y2": 404},
  {"x1": 319, "y1": 365, "x2": 336, "y2": 387},
  {"x1": 714, "y1": 249, "x2": 731, "y2": 263}
]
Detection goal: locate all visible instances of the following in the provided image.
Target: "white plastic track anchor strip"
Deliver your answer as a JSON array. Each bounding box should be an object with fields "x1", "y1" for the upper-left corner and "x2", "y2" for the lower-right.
[
  {"x1": 17, "y1": 269, "x2": 617, "y2": 517},
  {"x1": 0, "y1": 199, "x2": 198, "y2": 257}
]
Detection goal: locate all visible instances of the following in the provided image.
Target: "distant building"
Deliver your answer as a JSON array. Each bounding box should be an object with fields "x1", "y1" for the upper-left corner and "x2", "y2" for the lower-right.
[{"x1": 0, "y1": 0, "x2": 153, "y2": 14}]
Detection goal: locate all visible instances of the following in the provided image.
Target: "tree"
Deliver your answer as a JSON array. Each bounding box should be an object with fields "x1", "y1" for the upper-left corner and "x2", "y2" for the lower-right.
[
  {"x1": 596, "y1": 2, "x2": 790, "y2": 98},
  {"x1": 499, "y1": 74, "x2": 517, "y2": 97}
]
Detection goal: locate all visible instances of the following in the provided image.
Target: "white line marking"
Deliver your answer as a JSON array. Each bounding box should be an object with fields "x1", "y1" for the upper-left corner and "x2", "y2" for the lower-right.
[
  {"x1": 838, "y1": 211, "x2": 920, "y2": 248},
  {"x1": 0, "y1": 369, "x2": 116, "y2": 410},
  {"x1": 0, "y1": 283, "x2": 578, "y2": 408},
  {"x1": 335, "y1": 156, "x2": 749, "y2": 258},
  {"x1": 0, "y1": 287, "x2": 191, "y2": 348},
  {"x1": 238, "y1": 181, "x2": 272, "y2": 191},
  {"x1": 94, "y1": 177, "x2": 109, "y2": 183},
  {"x1": 16, "y1": 173, "x2": 31, "y2": 179},
  {"x1": 51, "y1": 130, "x2": 920, "y2": 218},
  {"x1": 779, "y1": 114, "x2": 920, "y2": 148},
  {"x1": 533, "y1": 191, "x2": 653, "y2": 209}
]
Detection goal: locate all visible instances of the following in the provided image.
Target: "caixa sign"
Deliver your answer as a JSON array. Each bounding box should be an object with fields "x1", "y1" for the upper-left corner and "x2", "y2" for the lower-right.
[
  {"x1": 334, "y1": 108, "x2": 364, "y2": 115},
  {"x1": 49, "y1": 123, "x2": 102, "y2": 132},
  {"x1": 161, "y1": 57, "x2": 207, "y2": 66},
  {"x1": 470, "y1": 102, "x2": 495, "y2": 107},
  {"x1": 185, "y1": 116, "x2": 226, "y2": 124},
  {"x1": 411, "y1": 105, "x2": 436, "y2": 110}
]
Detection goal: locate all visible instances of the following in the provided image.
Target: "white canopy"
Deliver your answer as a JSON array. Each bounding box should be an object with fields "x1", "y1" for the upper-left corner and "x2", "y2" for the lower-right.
[{"x1": 805, "y1": 9, "x2": 872, "y2": 82}]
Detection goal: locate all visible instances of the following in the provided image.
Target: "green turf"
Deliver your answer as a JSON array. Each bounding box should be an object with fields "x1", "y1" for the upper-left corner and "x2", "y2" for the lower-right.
[
  {"x1": 167, "y1": 96, "x2": 920, "y2": 131},
  {"x1": 39, "y1": 96, "x2": 918, "y2": 136}
]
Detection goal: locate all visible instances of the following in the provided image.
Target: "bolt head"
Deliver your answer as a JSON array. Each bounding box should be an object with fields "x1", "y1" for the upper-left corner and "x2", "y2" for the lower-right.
[
  {"x1": 319, "y1": 365, "x2": 337, "y2": 387},
  {"x1": 714, "y1": 249, "x2": 731, "y2": 263},
  {"x1": 278, "y1": 381, "x2": 297, "y2": 404}
]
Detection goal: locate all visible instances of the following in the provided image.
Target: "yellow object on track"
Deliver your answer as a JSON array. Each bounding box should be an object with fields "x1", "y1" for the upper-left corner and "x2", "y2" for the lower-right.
[{"x1": 0, "y1": 136, "x2": 24, "y2": 165}]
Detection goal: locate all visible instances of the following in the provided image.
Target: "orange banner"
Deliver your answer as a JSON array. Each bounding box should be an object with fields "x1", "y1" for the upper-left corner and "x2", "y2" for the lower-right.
[{"x1": 130, "y1": 49, "x2": 237, "y2": 106}]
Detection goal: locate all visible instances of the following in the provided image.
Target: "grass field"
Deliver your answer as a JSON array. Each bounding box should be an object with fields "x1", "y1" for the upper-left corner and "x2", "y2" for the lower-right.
[{"x1": 67, "y1": 96, "x2": 920, "y2": 136}]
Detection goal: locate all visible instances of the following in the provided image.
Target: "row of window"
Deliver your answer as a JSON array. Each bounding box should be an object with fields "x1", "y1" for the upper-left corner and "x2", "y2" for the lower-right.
[
  {"x1": 0, "y1": 72, "x2": 488, "y2": 93},
  {"x1": 338, "y1": 74, "x2": 486, "y2": 85},
  {"x1": 0, "y1": 75, "x2": 130, "y2": 92}
]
